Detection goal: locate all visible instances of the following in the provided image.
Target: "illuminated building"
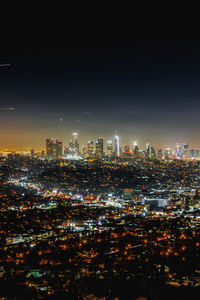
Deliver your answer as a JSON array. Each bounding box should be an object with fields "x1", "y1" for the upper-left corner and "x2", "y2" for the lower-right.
[
  {"x1": 132, "y1": 141, "x2": 139, "y2": 156},
  {"x1": 191, "y1": 189, "x2": 200, "y2": 207},
  {"x1": 114, "y1": 134, "x2": 120, "y2": 156},
  {"x1": 194, "y1": 149, "x2": 199, "y2": 158},
  {"x1": 146, "y1": 143, "x2": 151, "y2": 159},
  {"x1": 182, "y1": 144, "x2": 189, "y2": 158},
  {"x1": 64, "y1": 146, "x2": 70, "y2": 156},
  {"x1": 106, "y1": 140, "x2": 113, "y2": 156},
  {"x1": 69, "y1": 133, "x2": 79, "y2": 154},
  {"x1": 143, "y1": 197, "x2": 169, "y2": 208},
  {"x1": 164, "y1": 148, "x2": 172, "y2": 159},
  {"x1": 123, "y1": 189, "x2": 134, "y2": 200},
  {"x1": 46, "y1": 138, "x2": 63, "y2": 159},
  {"x1": 151, "y1": 146, "x2": 156, "y2": 158},
  {"x1": 182, "y1": 196, "x2": 190, "y2": 210},
  {"x1": 87, "y1": 141, "x2": 94, "y2": 157},
  {"x1": 158, "y1": 149, "x2": 162, "y2": 159},
  {"x1": 124, "y1": 144, "x2": 130, "y2": 153},
  {"x1": 175, "y1": 143, "x2": 182, "y2": 159},
  {"x1": 190, "y1": 149, "x2": 199, "y2": 159},
  {"x1": 96, "y1": 137, "x2": 104, "y2": 158},
  {"x1": 82, "y1": 145, "x2": 88, "y2": 157}
]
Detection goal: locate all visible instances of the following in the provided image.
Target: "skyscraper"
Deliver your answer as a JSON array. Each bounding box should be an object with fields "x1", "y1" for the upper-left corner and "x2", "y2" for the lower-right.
[
  {"x1": 69, "y1": 133, "x2": 79, "y2": 154},
  {"x1": 146, "y1": 143, "x2": 151, "y2": 159},
  {"x1": 158, "y1": 149, "x2": 163, "y2": 159},
  {"x1": 190, "y1": 149, "x2": 199, "y2": 159},
  {"x1": 46, "y1": 138, "x2": 63, "y2": 159},
  {"x1": 87, "y1": 140, "x2": 94, "y2": 157},
  {"x1": 106, "y1": 140, "x2": 113, "y2": 156},
  {"x1": 82, "y1": 145, "x2": 88, "y2": 157},
  {"x1": 132, "y1": 141, "x2": 139, "y2": 156},
  {"x1": 96, "y1": 138, "x2": 104, "y2": 158},
  {"x1": 151, "y1": 146, "x2": 156, "y2": 158},
  {"x1": 194, "y1": 149, "x2": 200, "y2": 159},
  {"x1": 182, "y1": 144, "x2": 189, "y2": 158},
  {"x1": 164, "y1": 148, "x2": 172, "y2": 159},
  {"x1": 114, "y1": 134, "x2": 120, "y2": 156},
  {"x1": 124, "y1": 145, "x2": 130, "y2": 153},
  {"x1": 175, "y1": 143, "x2": 182, "y2": 159}
]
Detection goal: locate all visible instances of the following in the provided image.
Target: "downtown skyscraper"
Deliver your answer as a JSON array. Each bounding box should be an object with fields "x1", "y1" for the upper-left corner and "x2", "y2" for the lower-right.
[
  {"x1": 114, "y1": 134, "x2": 120, "y2": 156},
  {"x1": 96, "y1": 138, "x2": 104, "y2": 158},
  {"x1": 46, "y1": 138, "x2": 63, "y2": 159}
]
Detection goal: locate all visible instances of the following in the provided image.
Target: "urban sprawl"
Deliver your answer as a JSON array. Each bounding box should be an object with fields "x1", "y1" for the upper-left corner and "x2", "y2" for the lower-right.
[{"x1": 1, "y1": 133, "x2": 200, "y2": 299}]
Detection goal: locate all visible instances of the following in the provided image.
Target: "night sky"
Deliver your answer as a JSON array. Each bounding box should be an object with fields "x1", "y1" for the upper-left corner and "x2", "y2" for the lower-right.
[{"x1": 1, "y1": 33, "x2": 200, "y2": 150}]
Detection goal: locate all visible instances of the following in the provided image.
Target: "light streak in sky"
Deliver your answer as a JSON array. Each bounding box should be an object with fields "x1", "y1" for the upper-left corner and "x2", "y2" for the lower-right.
[
  {"x1": 0, "y1": 107, "x2": 15, "y2": 111},
  {"x1": 0, "y1": 64, "x2": 11, "y2": 67}
]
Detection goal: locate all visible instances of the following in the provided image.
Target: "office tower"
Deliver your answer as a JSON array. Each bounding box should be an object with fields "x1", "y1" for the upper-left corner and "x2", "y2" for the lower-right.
[
  {"x1": 151, "y1": 146, "x2": 156, "y2": 158},
  {"x1": 175, "y1": 143, "x2": 182, "y2": 159},
  {"x1": 82, "y1": 145, "x2": 88, "y2": 157},
  {"x1": 182, "y1": 144, "x2": 189, "y2": 158},
  {"x1": 124, "y1": 144, "x2": 130, "y2": 153},
  {"x1": 164, "y1": 148, "x2": 172, "y2": 157},
  {"x1": 87, "y1": 141, "x2": 94, "y2": 157},
  {"x1": 69, "y1": 139, "x2": 73, "y2": 150},
  {"x1": 46, "y1": 138, "x2": 63, "y2": 159},
  {"x1": 64, "y1": 146, "x2": 70, "y2": 156},
  {"x1": 195, "y1": 149, "x2": 200, "y2": 159},
  {"x1": 69, "y1": 133, "x2": 79, "y2": 153},
  {"x1": 190, "y1": 149, "x2": 199, "y2": 159},
  {"x1": 134, "y1": 145, "x2": 139, "y2": 156},
  {"x1": 146, "y1": 143, "x2": 151, "y2": 159},
  {"x1": 158, "y1": 149, "x2": 163, "y2": 159},
  {"x1": 123, "y1": 189, "x2": 134, "y2": 200},
  {"x1": 96, "y1": 137, "x2": 104, "y2": 158},
  {"x1": 190, "y1": 149, "x2": 195, "y2": 159},
  {"x1": 132, "y1": 141, "x2": 139, "y2": 156},
  {"x1": 106, "y1": 140, "x2": 113, "y2": 156},
  {"x1": 46, "y1": 138, "x2": 52, "y2": 157},
  {"x1": 114, "y1": 134, "x2": 120, "y2": 156},
  {"x1": 182, "y1": 196, "x2": 190, "y2": 210},
  {"x1": 164, "y1": 148, "x2": 172, "y2": 159}
]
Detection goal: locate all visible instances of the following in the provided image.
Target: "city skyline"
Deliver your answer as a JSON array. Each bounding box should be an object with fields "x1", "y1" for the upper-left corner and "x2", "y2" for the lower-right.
[
  {"x1": 2, "y1": 28, "x2": 200, "y2": 298},
  {"x1": 1, "y1": 130, "x2": 200, "y2": 152},
  {"x1": 3, "y1": 133, "x2": 199, "y2": 161},
  {"x1": 0, "y1": 133, "x2": 199, "y2": 152}
]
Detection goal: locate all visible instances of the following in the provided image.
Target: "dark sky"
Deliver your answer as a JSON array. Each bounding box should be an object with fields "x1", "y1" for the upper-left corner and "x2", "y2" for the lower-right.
[{"x1": 1, "y1": 33, "x2": 200, "y2": 150}]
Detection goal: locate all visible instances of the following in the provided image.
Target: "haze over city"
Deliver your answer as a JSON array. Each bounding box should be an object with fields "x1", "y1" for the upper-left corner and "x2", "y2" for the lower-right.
[{"x1": 1, "y1": 34, "x2": 200, "y2": 150}]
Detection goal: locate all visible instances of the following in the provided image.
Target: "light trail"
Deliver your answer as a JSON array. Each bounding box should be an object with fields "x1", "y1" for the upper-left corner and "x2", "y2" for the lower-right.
[{"x1": 0, "y1": 64, "x2": 11, "y2": 67}]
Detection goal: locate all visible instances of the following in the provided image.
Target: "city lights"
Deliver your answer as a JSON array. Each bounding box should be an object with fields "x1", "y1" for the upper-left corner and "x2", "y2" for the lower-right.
[{"x1": 2, "y1": 33, "x2": 200, "y2": 299}]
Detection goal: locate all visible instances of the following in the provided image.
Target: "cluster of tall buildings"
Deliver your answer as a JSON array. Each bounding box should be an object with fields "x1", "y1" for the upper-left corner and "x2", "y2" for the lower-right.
[
  {"x1": 45, "y1": 133, "x2": 121, "y2": 159},
  {"x1": 45, "y1": 134, "x2": 200, "y2": 160},
  {"x1": 46, "y1": 138, "x2": 62, "y2": 159}
]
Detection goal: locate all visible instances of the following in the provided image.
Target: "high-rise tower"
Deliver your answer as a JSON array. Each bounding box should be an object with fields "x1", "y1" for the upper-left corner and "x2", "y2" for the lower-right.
[
  {"x1": 106, "y1": 140, "x2": 113, "y2": 156},
  {"x1": 132, "y1": 141, "x2": 139, "y2": 156},
  {"x1": 46, "y1": 138, "x2": 63, "y2": 159},
  {"x1": 96, "y1": 138, "x2": 104, "y2": 158},
  {"x1": 146, "y1": 143, "x2": 151, "y2": 159},
  {"x1": 69, "y1": 133, "x2": 79, "y2": 154},
  {"x1": 87, "y1": 140, "x2": 94, "y2": 157},
  {"x1": 114, "y1": 131, "x2": 120, "y2": 156}
]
